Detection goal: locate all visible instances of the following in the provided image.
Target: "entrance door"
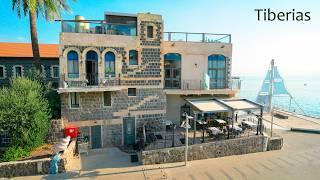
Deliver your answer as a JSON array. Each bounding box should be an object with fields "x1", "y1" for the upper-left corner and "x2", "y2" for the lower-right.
[
  {"x1": 86, "y1": 60, "x2": 98, "y2": 85},
  {"x1": 123, "y1": 117, "x2": 136, "y2": 145},
  {"x1": 91, "y1": 125, "x2": 102, "y2": 149}
]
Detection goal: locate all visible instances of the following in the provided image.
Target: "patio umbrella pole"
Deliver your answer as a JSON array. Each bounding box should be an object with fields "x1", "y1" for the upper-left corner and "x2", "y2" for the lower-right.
[{"x1": 185, "y1": 114, "x2": 189, "y2": 166}]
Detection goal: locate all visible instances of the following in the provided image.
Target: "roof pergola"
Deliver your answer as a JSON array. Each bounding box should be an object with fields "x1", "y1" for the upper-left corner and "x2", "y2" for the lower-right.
[{"x1": 185, "y1": 98, "x2": 264, "y2": 136}]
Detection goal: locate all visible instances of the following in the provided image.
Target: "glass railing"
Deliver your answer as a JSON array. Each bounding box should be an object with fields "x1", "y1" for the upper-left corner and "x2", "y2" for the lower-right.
[
  {"x1": 164, "y1": 32, "x2": 231, "y2": 43},
  {"x1": 60, "y1": 20, "x2": 137, "y2": 36}
]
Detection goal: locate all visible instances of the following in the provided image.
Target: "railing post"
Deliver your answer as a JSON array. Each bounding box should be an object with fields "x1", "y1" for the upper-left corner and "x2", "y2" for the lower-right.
[
  {"x1": 61, "y1": 20, "x2": 64, "y2": 32},
  {"x1": 202, "y1": 33, "x2": 205, "y2": 42},
  {"x1": 168, "y1": 33, "x2": 171, "y2": 41},
  {"x1": 186, "y1": 32, "x2": 188, "y2": 42}
]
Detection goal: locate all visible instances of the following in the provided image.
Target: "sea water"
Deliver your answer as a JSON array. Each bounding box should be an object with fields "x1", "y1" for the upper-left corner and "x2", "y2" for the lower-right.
[{"x1": 239, "y1": 76, "x2": 320, "y2": 118}]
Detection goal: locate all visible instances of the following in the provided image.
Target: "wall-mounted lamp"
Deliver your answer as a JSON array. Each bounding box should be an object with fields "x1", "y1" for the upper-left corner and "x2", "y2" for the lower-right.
[
  {"x1": 220, "y1": 45, "x2": 225, "y2": 48},
  {"x1": 194, "y1": 63, "x2": 198, "y2": 67},
  {"x1": 171, "y1": 43, "x2": 175, "y2": 47}
]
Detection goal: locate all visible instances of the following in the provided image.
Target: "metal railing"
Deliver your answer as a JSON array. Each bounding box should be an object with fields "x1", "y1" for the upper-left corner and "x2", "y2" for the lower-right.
[
  {"x1": 164, "y1": 32, "x2": 231, "y2": 43},
  {"x1": 60, "y1": 73, "x2": 120, "y2": 88},
  {"x1": 59, "y1": 20, "x2": 137, "y2": 36}
]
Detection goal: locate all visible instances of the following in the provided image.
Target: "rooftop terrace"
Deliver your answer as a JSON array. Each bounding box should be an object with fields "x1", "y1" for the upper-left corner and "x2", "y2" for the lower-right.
[{"x1": 58, "y1": 20, "x2": 231, "y2": 43}]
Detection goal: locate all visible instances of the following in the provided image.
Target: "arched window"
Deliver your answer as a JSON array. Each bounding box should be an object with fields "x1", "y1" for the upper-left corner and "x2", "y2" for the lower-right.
[
  {"x1": 129, "y1": 50, "x2": 138, "y2": 65},
  {"x1": 208, "y1": 55, "x2": 226, "y2": 89},
  {"x1": 164, "y1": 53, "x2": 181, "y2": 89},
  {"x1": 105, "y1": 52, "x2": 115, "y2": 77},
  {"x1": 86, "y1": 51, "x2": 98, "y2": 61},
  {"x1": 67, "y1": 51, "x2": 79, "y2": 78},
  {"x1": 12, "y1": 65, "x2": 24, "y2": 78}
]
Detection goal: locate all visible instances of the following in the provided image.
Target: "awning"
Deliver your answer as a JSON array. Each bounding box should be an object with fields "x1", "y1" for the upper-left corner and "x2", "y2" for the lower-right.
[
  {"x1": 222, "y1": 99, "x2": 262, "y2": 111},
  {"x1": 185, "y1": 98, "x2": 263, "y2": 113},
  {"x1": 186, "y1": 99, "x2": 230, "y2": 113}
]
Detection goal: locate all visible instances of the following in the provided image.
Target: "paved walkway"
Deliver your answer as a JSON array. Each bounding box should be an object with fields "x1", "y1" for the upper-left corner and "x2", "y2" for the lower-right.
[{"x1": 14, "y1": 129, "x2": 320, "y2": 180}]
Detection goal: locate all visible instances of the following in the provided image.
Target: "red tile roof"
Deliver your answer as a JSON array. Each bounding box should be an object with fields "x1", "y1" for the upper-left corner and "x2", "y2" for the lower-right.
[{"x1": 0, "y1": 42, "x2": 59, "y2": 58}]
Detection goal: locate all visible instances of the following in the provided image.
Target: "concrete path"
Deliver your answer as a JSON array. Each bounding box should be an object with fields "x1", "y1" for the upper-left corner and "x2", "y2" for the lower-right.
[{"x1": 14, "y1": 129, "x2": 320, "y2": 180}]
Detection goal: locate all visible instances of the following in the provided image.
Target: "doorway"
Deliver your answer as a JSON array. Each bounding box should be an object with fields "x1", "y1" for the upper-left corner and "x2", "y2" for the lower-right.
[
  {"x1": 91, "y1": 125, "x2": 102, "y2": 149},
  {"x1": 123, "y1": 117, "x2": 136, "y2": 146}
]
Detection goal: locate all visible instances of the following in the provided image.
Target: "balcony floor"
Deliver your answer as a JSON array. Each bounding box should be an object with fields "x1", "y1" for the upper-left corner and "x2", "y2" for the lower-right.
[{"x1": 58, "y1": 86, "x2": 123, "y2": 93}]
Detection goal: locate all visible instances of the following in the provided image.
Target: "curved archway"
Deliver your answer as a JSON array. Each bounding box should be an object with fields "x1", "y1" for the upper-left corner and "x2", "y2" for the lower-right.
[
  {"x1": 86, "y1": 50, "x2": 99, "y2": 85},
  {"x1": 208, "y1": 54, "x2": 226, "y2": 89},
  {"x1": 164, "y1": 53, "x2": 181, "y2": 89}
]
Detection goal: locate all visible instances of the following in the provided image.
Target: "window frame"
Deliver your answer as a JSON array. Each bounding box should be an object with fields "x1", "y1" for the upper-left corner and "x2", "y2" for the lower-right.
[
  {"x1": 51, "y1": 65, "x2": 60, "y2": 78},
  {"x1": 129, "y1": 50, "x2": 139, "y2": 65},
  {"x1": 103, "y1": 91, "x2": 112, "y2": 107},
  {"x1": 128, "y1": 88, "x2": 137, "y2": 97},
  {"x1": 69, "y1": 92, "x2": 80, "y2": 109},
  {"x1": 12, "y1": 65, "x2": 24, "y2": 78},
  {"x1": 208, "y1": 55, "x2": 227, "y2": 89},
  {"x1": 105, "y1": 51, "x2": 116, "y2": 77},
  {"x1": 0, "y1": 65, "x2": 6, "y2": 79},
  {"x1": 67, "y1": 51, "x2": 79, "y2": 78},
  {"x1": 147, "y1": 25, "x2": 154, "y2": 38}
]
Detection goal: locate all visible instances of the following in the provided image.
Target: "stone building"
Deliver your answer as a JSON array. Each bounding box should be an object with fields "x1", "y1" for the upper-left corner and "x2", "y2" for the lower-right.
[
  {"x1": 0, "y1": 43, "x2": 59, "y2": 87},
  {"x1": 58, "y1": 12, "x2": 240, "y2": 149}
]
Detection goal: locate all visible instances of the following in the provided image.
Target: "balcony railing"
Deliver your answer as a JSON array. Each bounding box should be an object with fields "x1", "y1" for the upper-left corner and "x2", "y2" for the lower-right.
[
  {"x1": 181, "y1": 77, "x2": 241, "y2": 90},
  {"x1": 59, "y1": 20, "x2": 137, "y2": 36},
  {"x1": 60, "y1": 73, "x2": 120, "y2": 88},
  {"x1": 164, "y1": 32, "x2": 231, "y2": 43}
]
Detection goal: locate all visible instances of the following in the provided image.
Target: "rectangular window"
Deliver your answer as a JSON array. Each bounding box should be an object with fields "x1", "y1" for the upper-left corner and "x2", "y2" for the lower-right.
[
  {"x1": 15, "y1": 66, "x2": 22, "y2": 78},
  {"x1": 128, "y1": 88, "x2": 136, "y2": 96},
  {"x1": 0, "y1": 66, "x2": 4, "y2": 78},
  {"x1": 70, "y1": 92, "x2": 80, "y2": 108},
  {"x1": 147, "y1": 26, "x2": 154, "y2": 38},
  {"x1": 68, "y1": 60, "x2": 79, "y2": 78},
  {"x1": 103, "y1": 91, "x2": 111, "y2": 106},
  {"x1": 52, "y1": 66, "x2": 59, "y2": 78}
]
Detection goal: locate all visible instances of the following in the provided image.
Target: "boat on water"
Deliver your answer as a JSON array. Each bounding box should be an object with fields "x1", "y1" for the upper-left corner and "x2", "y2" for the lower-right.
[{"x1": 256, "y1": 59, "x2": 314, "y2": 119}]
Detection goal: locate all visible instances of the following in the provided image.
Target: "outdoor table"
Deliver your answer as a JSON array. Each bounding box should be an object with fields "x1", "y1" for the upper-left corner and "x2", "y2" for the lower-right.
[
  {"x1": 228, "y1": 125, "x2": 243, "y2": 132},
  {"x1": 207, "y1": 127, "x2": 222, "y2": 135},
  {"x1": 242, "y1": 120, "x2": 256, "y2": 128},
  {"x1": 215, "y1": 119, "x2": 227, "y2": 124}
]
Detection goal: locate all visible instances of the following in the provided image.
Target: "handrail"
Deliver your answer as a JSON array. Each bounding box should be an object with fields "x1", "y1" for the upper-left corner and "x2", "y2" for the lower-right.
[{"x1": 164, "y1": 32, "x2": 231, "y2": 43}]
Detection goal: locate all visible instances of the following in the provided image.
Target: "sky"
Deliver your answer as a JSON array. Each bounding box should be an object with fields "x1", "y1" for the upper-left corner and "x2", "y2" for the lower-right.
[{"x1": 0, "y1": 0, "x2": 320, "y2": 77}]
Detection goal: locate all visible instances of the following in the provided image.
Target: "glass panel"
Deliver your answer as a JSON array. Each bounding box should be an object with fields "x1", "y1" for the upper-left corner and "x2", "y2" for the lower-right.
[
  {"x1": 105, "y1": 52, "x2": 115, "y2": 77},
  {"x1": 129, "y1": 50, "x2": 138, "y2": 65},
  {"x1": 128, "y1": 88, "x2": 136, "y2": 96},
  {"x1": 53, "y1": 67, "x2": 59, "y2": 78},
  {"x1": 217, "y1": 70, "x2": 225, "y2": 79},
  {"x1": 15, "y1": 67, "x2": 22, "y2": 77},
  {"x1": 71, "y1": 92, "x2": 79, "y2": 108},
  {"x1": 104, "y1": 91, "x2": 111, "y2": 106}
]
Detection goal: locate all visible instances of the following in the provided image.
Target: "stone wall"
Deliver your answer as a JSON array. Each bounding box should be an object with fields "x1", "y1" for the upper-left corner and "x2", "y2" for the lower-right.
[
  {"x1": 141, "y1": 135, "x2": 265, "y2": 165},
  {"x1": 47, "y1": 119, "x2": 65, "y2": 143},
  {"x1": 0, "y1": 140, "x2": 76, "y2": 178},
  {"x1": 267, "y1": 137, "x2": 283, "y2": 151}
]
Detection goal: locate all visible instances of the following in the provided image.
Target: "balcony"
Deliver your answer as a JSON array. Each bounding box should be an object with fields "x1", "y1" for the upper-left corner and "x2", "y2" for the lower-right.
[
  {"x1": 59, "y1": 20, "x2": 137, "y2": 36},
  {"x1": 164, "y1": 32, "x2": 231, "y2": 43},
  {"x1": 164, "y1": 77, "x2": 241, "y2": 95},
  {"x1": 58, "y1": 73, "x2": 122, "y2": 93}
]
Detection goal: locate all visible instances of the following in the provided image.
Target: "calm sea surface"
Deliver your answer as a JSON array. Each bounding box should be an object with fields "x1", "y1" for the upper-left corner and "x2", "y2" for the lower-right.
[{"x1": 239, "y1": 76, "x2": 320, "y2": 118}]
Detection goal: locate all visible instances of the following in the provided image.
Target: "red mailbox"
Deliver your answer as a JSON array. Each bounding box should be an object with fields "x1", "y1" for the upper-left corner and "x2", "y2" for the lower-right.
[{"x1": 64, "y1": 125, "x2": 78, "y2": 138}]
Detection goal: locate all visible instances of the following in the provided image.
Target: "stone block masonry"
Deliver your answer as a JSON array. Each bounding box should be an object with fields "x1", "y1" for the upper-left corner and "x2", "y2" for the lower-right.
[
  {"x1": 141, "y1": 136, "x2": 266, "y2": 165},
  {"x1": 0, "y1": 140, "x2": 76, "y2": 178}
]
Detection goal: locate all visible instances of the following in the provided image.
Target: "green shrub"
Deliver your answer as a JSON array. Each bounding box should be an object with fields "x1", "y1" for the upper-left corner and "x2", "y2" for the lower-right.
[
  {"x1": 0, "y1": 146, "x2": 30, "y2": 162},
  {"x1": 0, "y1": 77, "x2": 51, "y2": 161}
]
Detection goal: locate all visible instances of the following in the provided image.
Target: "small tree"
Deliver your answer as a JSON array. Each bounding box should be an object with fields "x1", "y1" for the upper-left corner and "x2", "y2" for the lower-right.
[{"x1": 0, "y1": 77, "x2": 51, "y2": 161}]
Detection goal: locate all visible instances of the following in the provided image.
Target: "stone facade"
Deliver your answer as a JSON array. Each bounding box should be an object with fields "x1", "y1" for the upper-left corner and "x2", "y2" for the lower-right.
[
  {"x1": 59, "y1": 13, "x2": 165, "y2": 148},
  {"x1": 47, "y1": 119, "x2": 65, "y2": 143},
  {"x1": 141, "y1": 135, "x2": 266, "y2": 165},
  {"x1": 0, "y1": 57, "x2": 59, "y2": 87},
  {"x1": 267, "y1": 136, "x2": 283, "y2": 151}
]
